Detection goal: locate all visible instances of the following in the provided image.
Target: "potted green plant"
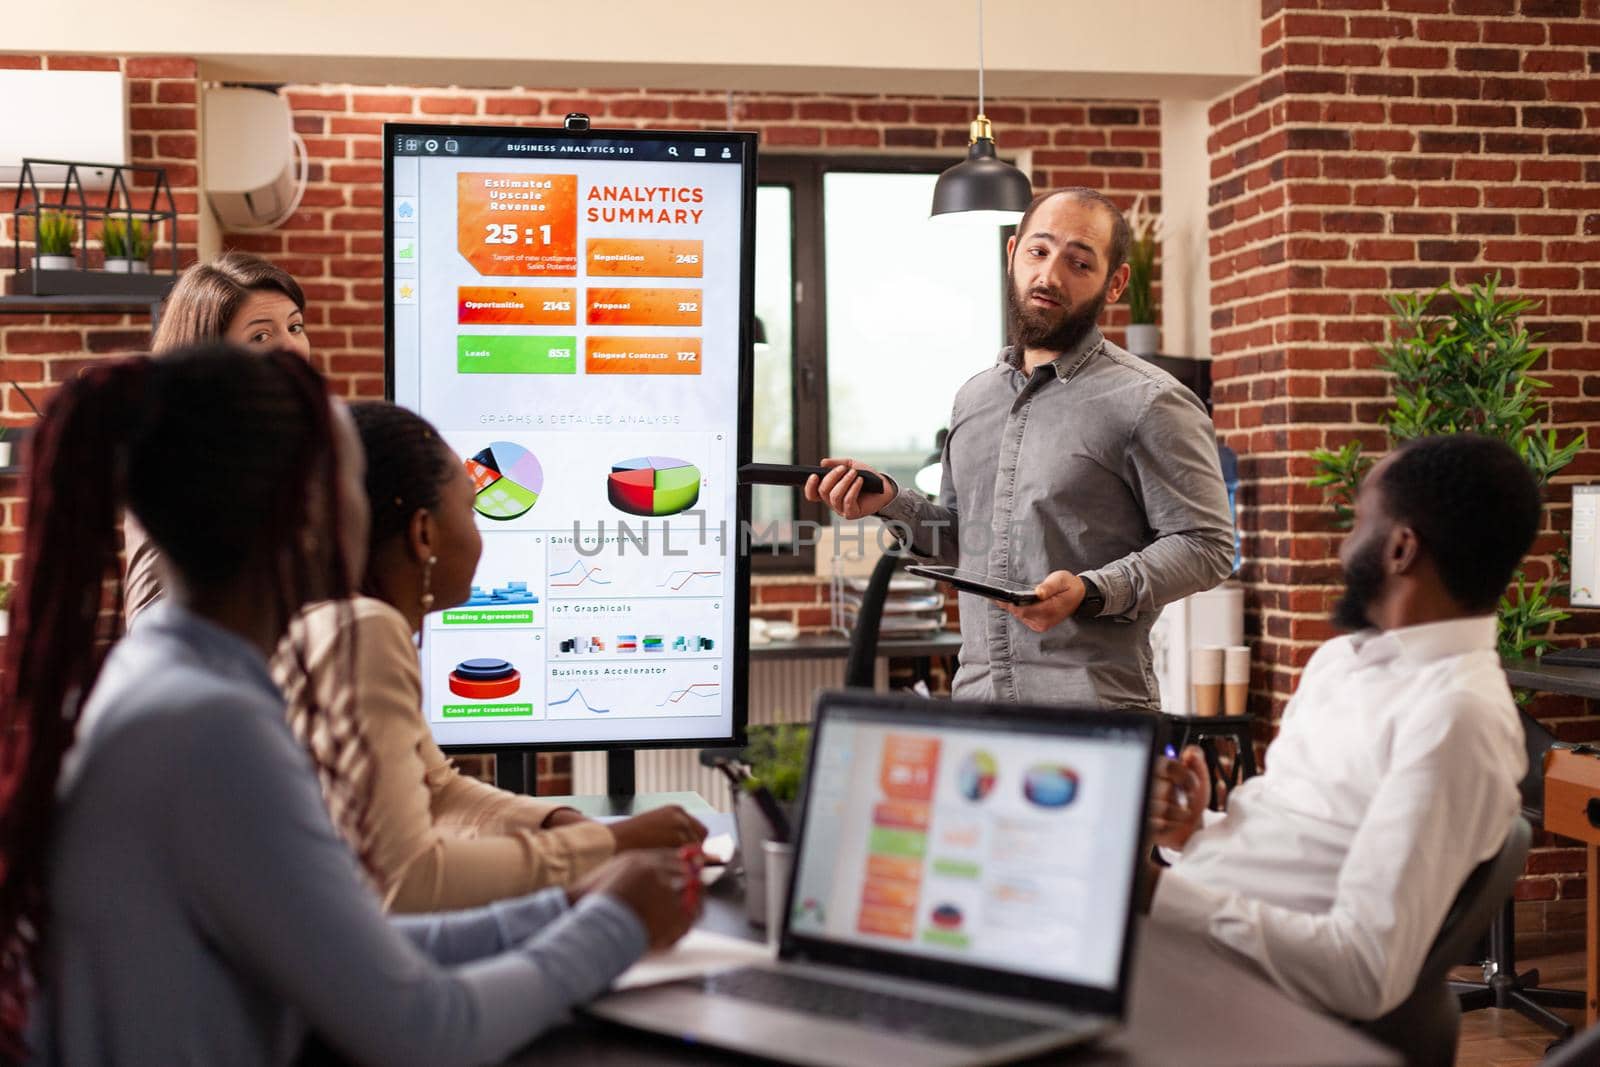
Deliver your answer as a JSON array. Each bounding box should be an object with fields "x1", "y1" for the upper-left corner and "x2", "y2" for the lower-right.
[
  {"x1": 1309, "y1": 275, "x2": 1585, "y2": 664},
  {"x1": 99, "y1": 217, "x2": 153, "y2": 274},
  {"x1": 101, "y1": 217, "x2": 131, "y2": 273},
  {"x1": 0, "y1": 581, "x2": 12, "y2": 638},
  {"x1": 735, "y1": 723, "x2": 809, "y2": 925},
  {"x1": 34, "y1": 210, "x2": 78, "y2": 271},
  {"x1": 1122, "y1": 194, "x2": 1164, "y2": 357},
  {"x1": 126, "y1": 217, "x2": 154, "y2": 274}
]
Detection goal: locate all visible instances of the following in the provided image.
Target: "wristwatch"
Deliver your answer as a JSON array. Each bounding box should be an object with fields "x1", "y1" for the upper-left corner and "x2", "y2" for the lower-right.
[{"x1": 1078, "y1": 576, "x2": 1105, "y2": 618}]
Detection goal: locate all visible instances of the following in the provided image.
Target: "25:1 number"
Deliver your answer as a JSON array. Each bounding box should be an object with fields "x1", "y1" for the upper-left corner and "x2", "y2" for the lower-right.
[{"x1": 484, "y1": 223, "x2": 553, "y2": 245}]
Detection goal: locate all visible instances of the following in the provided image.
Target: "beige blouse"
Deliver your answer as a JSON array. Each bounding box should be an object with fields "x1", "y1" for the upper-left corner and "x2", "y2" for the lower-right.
[
  {"x1": 122, "y1": 514, "x2": 167, "y2": 626},
  {"x1": 273, "y1": 596, "x2": 615, "y2": 913}
]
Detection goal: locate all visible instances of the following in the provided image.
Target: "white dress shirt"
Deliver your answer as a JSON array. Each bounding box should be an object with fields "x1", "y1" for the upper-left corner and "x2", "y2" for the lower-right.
[{"x1": 1152, "y1": 615, "x2": 1524, "y2": 1020}]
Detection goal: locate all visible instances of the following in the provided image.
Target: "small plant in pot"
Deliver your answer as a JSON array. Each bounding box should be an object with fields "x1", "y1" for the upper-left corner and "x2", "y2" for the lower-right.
[
  {"x1": 1122, "y1": 194, "x2": 1165, "y2": 357},
  {"x1": 34, "y1": 211, "x2": 79, "y2": 271},
  {"x1": 127, "y1": 217, "x2": 154, "y2": 274},
  {"x1": 100, "y1": 218, "x2": 155, "y2": 274}
]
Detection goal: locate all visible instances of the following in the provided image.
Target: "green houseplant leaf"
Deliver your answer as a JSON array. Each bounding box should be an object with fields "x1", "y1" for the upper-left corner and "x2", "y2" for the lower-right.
[{"x1": 1306, "y1": 275, "x2": 1584, "y2": 656}]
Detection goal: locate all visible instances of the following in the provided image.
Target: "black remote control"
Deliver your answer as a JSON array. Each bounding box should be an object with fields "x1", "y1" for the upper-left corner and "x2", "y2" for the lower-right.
[{"x1": 739, "y1": 462, "x2": 885, "y2": 495}]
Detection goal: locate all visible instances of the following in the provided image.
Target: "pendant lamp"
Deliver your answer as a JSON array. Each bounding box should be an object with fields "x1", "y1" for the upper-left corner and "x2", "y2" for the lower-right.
[{"x1": 930, "y1": 0, "x2": 1033, "y2": 223}]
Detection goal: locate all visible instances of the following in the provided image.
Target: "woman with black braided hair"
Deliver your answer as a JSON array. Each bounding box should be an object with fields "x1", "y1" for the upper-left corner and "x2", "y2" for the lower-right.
[
  {"x1": 275, "y1": 401, "x2": 706, "y2": 914},
  {"x1": 0, "y1": 345, "x2": 698, "y2": 1066}
]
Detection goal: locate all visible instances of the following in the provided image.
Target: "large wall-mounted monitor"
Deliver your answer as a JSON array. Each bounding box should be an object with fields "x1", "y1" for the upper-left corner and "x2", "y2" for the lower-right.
[{"x1": 385, "y1": 121, "x2": 754, "y2": 751}]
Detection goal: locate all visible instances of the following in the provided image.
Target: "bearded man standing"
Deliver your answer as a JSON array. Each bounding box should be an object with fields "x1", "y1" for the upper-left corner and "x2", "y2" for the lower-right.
[{"x1": 807, "y1": 188, "x2": 1233, "y2": 710}]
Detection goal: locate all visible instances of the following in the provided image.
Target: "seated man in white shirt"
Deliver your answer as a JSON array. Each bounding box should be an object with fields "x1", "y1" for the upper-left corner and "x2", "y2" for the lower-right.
[{"x1": 1146, "y1": 433, "x2": 1541, "y2": 1021}]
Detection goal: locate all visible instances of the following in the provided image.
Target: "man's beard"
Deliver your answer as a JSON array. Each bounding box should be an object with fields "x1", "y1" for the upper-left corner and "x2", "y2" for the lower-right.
[
  {"x1": 1332, "y1": 534, "x2": 1386, "y2": 632},
  {"x1": 1007, "y1": 270, "x2": 1111, "y2": 354}
]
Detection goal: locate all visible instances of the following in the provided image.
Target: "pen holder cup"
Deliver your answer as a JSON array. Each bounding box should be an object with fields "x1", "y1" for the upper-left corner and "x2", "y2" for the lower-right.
[{"x1": 736, "y1": 792, "x2": 795, "y2": 926}]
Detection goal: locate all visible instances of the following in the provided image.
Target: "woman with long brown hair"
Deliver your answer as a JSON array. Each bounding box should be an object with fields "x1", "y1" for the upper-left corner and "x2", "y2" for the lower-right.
[
  {"x1": 124, "y1": 252, "x2": 312, "y2": 622},
  {"x1": 0, "y1": 344, "x2": 695, "y2": 1066}
]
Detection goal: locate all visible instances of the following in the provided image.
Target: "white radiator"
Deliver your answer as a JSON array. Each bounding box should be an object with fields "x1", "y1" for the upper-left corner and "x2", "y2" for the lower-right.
[{"x1": 572, "y1": 655, "x2": 886, "y2": 811}]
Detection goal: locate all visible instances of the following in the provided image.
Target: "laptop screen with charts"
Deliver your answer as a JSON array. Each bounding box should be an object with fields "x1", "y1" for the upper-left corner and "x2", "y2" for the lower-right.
[{"x1": 780, "y1": 691, "x2": 1157, "y2": 1019}]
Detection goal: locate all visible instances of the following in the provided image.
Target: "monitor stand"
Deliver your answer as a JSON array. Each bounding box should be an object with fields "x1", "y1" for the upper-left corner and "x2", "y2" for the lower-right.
[
  {"x1": 606, "y1": 749, "x2": 637, "y2": 812},
  {"x1": 492, "y1": 749, "x2": 534, "y2": 794},
  {"x1": 490, "y1": 748, "x2": 638, "y2": 810}
]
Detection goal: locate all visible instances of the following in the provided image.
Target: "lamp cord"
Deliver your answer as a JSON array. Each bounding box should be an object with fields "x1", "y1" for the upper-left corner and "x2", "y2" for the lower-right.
[{"x1": 977, "y1": 0, "x2": 985, "y2": 116}]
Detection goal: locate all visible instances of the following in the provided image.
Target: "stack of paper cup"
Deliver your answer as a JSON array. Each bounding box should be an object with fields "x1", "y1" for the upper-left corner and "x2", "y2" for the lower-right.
[
  {"x1": 1224, "y1": 646, "x2": 1251, "y2": 717},
  {"x1": 1191, "y1": 646, "x2": 1224, "y2": 717}
]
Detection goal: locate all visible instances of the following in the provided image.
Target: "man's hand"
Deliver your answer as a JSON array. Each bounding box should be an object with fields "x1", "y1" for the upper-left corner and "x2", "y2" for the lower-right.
[
  {"x1": 570, "y1": 850, "x2": 700, "y2": 950},
  {"x1": 803, "y1": 457, "x2": 896, "y2": 520},
  {"x1": 608, "y1": 805, "x2": 708, "y2": 852},
  {"x1": 1002, "y1": 570, "x2": 1086, "y2": 632},
  {"x1": 1149, "y1": 746, "x2": 1210, "y2": 852}
]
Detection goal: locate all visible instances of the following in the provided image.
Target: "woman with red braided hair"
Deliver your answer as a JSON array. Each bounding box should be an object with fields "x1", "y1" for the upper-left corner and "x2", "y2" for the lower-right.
[{"x1": 0, "y1": 344, "x2": 696, "y2": 1066}]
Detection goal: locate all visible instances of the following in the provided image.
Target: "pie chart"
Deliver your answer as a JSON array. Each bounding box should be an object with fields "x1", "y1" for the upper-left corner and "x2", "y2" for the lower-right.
[
  {"x1": 957, "y1": 750, "x2": 998, "y2": 802},
  {"x1": 1023, "y1": 764, "x2": 1080, "y2": 809},
  {"x1": 607, "y1": 456, "x2": 701, "y2": 517},
  {"x1": 465, "y1": 442, "x2": 543, "y2": 521}
]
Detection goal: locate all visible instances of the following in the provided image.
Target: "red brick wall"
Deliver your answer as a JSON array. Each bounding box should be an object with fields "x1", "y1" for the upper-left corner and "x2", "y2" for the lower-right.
[
  {"x1": 0, "y1": 54, "x2": 203, "y2": 586},
  {"x1": 1206, "y1": 0, "x2": 1600, "y2": 946},
  {"x1": 0, "y1": 72, "x2": 1163, "y2": 593},
  {"x1": 219, "y1": 84, "x2": 1162, "y2": 398}
]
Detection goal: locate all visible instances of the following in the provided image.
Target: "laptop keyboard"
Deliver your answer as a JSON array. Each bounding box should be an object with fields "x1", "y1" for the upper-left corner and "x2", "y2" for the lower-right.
[{"x1": 693, "y1": 966, "x2": 1061, "y2": 1049}]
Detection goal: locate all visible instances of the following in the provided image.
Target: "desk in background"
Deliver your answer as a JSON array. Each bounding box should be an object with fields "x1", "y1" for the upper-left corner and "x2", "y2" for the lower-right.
[
  {"x1": 1544, "y1": 748, "x2": 1600, "y2": 1026},
  {"x1": 1503, "y1": 656, "x2": 1600, "y2": 702}
]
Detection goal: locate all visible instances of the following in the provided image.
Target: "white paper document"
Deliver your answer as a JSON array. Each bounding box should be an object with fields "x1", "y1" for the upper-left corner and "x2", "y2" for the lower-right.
[{"x1": 612, "y1": 928, "x2": 772, "y2": 990}]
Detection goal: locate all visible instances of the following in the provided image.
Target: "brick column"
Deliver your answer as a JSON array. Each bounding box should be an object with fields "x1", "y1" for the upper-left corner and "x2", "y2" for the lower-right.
[{"x1": 1207, "y1": 0, "x2": 1600, "y2": 933}]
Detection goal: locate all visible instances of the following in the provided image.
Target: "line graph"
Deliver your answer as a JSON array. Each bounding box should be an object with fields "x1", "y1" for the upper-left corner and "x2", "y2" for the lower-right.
[
  {"x1": 549, "y1": 561, "x2": 612, "y2": 588},
  {"x1": 656, "y1": 682, "x2": 720, "y2": 707},
  {"x1": 549, "y1": 688, "x2": 611, "y2": 714},
  {"x1": 656, "y1": 569, "x2": 723, "y2": 591},
  {"x1": 544, "y1": 668, "x2": 725, "y2": 721},
  {"x1": 546, "y1": 535, "x2": 725, "y2": 600}
]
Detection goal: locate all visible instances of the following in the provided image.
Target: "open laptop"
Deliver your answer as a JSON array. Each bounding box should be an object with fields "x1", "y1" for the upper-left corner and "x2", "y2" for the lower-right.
[{"x1": 587, "y1": 689, "x2": 1158, "y2": 1066}]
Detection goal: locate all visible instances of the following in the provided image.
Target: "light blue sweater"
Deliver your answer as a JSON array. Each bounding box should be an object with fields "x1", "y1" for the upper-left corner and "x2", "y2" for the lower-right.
[{"x1": 38, "y1": 602, "x2": 645, "y2": 1066}]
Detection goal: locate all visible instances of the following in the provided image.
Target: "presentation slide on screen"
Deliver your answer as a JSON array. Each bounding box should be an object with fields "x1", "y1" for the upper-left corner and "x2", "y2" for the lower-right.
[
  {"x1": 788, "y1": 719, "x2": 1147, "y2": 991},
  {"x1": 388, "y1": 129, "x2": 749, "y2": 747}
]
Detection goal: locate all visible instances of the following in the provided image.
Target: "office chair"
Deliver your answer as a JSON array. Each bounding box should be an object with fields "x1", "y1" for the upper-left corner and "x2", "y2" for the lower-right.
[
  {"x1": 1451, "y1": 710, "x2": 1585, "y2": 1040},
  {"x1": 843, "y1": 549, "x2": 901, "y2": 689},
  {"x1": 1360, "y1": 818, "x2": 1532, "y2": 1067},
  {"x1": 1538, "y1": 1011, "x2": 1599, "y2": 1066}
]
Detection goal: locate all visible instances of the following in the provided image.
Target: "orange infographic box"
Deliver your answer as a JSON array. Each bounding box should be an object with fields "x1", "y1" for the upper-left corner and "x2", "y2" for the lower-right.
[
  {"x1": 586, "y1": 238, "x2": 704, "y2": 278},
  {"x1": 586, "y1": 287, "x2": 702, "y2": 327},
  {"x1": 457, "y1": 173, "x2": 578, "y2": 277},
  {"x1": 860, "y1": 879, "x2": 921, "y2": 910},
  {"x1": 871, "y1": 800, "x2": 931, "y2": 832},
  {"x1": 857, "y1": 905, "x2": 916, "y2": 941},
  {"x1": 879, "y1": 735, "x2": 941, "y2": 802},
  {"x1": 866, "y1": 854, "x2": 923, "y2": 883},
  {"x1": 585, "y1": 337, "x2": 702, "y2": 375},
  {"x1": 457, "y1": 287, "x2": 577, "y2": 326}
]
